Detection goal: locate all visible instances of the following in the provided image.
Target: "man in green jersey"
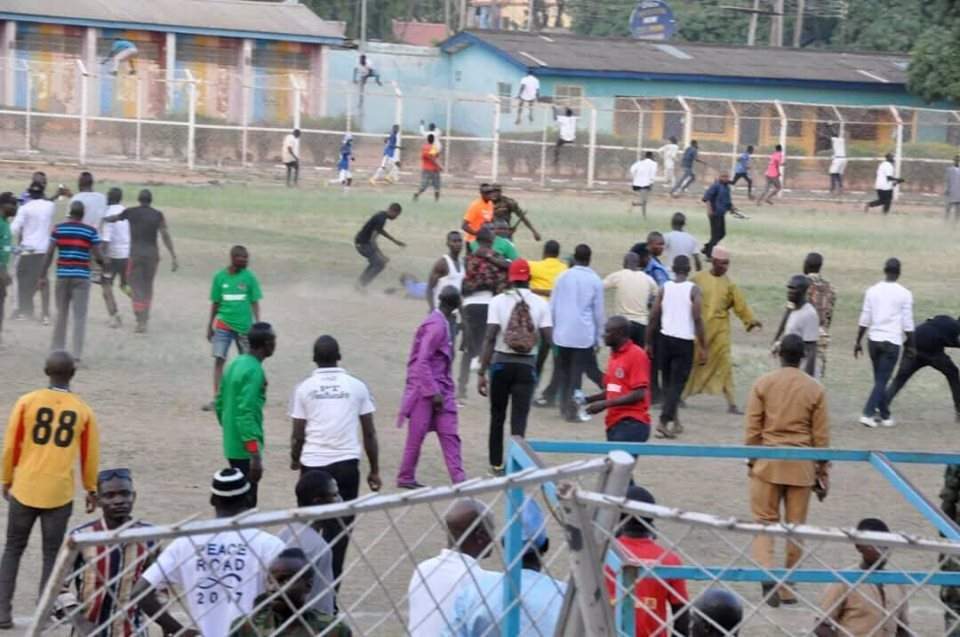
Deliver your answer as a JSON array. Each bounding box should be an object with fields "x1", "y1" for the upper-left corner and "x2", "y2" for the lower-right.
[
  {"x1": 204, "y1": 245, "x2": 263, "y2": 411},
  {"x1": 217, "y1": 321, "x2": 276, "y2": 507},
  {"x1": 0, "y1": 193, "x2": 15, "y2": 343}
]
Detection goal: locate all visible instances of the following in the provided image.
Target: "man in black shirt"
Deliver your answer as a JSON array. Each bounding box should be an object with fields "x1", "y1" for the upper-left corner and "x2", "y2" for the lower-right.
[
  {"x1": 886, "y1": 315, "x2": 960, "y2": 422},
  {"x1": 354, "y1": 203, "x2": 405, "y2": 289}
]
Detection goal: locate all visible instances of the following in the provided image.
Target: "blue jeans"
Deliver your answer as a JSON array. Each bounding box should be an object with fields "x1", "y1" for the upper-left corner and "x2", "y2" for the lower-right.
[
  {"x1": 864, "y1": 340, "x2": 900, "y2": 419},
  {"x1": 212, "y1": 327, "x2": 249, "y2": 359}
]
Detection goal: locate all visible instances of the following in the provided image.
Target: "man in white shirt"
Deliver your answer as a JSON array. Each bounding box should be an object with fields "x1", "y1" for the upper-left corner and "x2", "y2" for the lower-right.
[
  {"x1": 663, "y1": 212, "x2": 702, "y2": 274},
  {"x1": 854, "y1": 258, "x2": 915, "y2": 428},
  {"x1": 658, "y1": 136, "x2": 680, "y2": 189},
  {"x1": 629, "y1": 151, "x2": 658, "y2": 218},
  {"x1": 604, "y1": 252, "x2": 657, "y2": 347},
  {"x1": 515, "y1": 71, "x2": 540, "y2": 124},
  {"x1": 864, "y1": 152, "x2": 903, "y2": 215},
  {"x1": 478, "y1": 259, "x2": 552, "y2": 474},
  {"x1": 420, "y1": 120, "x2": 444, "y2": 155},
  {"x1": 132, "y1": 468, "x2": 285, "y2": 637},
  {"x1": 829, "y1": 131, "x2": 847, "y2": 195},
  {"x1": 282, "y1": 129, "x2": 301, "y2": 188},
  {"x1": 290, "y1": 335, "x2": 381, "y2": 588},
  {"x1": 408, "y1": 498, "x2": 498, "y2": 634},
  {"x1": 553, "y1": 106, "x2": 577, "y2": 166},
  {"x1": 99, "y1": 187, "x2": 130, "y2": 328},
  {"x1": 11, "y1": 181, "x2": 54, "y2": 323}
]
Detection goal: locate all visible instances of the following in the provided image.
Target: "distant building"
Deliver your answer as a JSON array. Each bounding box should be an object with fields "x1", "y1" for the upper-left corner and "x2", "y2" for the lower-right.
[
  {"x1": 392, "y1": 20, "x2": 449, "y2": 47},
  {"x1": 467, "y1": 0, "x2": 571, "y2": 31}
]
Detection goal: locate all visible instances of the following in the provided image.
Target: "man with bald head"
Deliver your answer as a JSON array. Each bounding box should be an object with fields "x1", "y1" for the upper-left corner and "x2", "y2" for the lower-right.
[
  {"x1": 408, "y1": 498, "x2": 497, "y2": 634},
  {"x1": 691, "y1": 589, "x2": 742, "y2": 636},
  {"x1": 0, "y1": 351, "x2": 100, "y2": 629}
]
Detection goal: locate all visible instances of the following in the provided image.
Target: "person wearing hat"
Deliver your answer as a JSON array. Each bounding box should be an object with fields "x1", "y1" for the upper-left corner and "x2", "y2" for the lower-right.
[
  {"x1": 461, "y1": 185, "x2": 495, "y2": 243},
  {"x1": 133, "y1": 468, "x2": 285, "y2": 637},
  {"x1": 10, "y1": 180, "x2": 54, "y2": 323},
  {"x1": 490, "y1": 184, "x2": 541, "y2": 242},
  {"x1": 449, "y1": 500, "x2": 566, "y2": 635},
  {"x1": 606, "y1": 486, "x2": 689, "y2": 635},
  {"x1": 478, "y1": 259, "x2": 552, "y2": 474}
]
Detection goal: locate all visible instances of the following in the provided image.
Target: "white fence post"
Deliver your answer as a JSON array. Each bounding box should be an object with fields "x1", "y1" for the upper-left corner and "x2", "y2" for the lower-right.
[
  {"x1": 76, "y1": 60, "x2": 89, "y2": 165},
  {"x1": 728, "y1": 100, "x2": 739, "y2": 176},
  {"x1": 774, "y1": 99, "x2": 787, "y2": 195},
  {"x1": 587, "y1": 103, "x2": 597, "y2": 188},
  {"x1": 890, "y1": 105, "x2": 903, "y2": 201},
  {"x1": 393, "y1": 81, "x2": 403, "y2": 167},
  {"x1": 185, "y1": 69, "x2": 197, "y2": 170},
  {"x1": 135, "y1": 75, "x2": 143, "y2": 162},
  {"x1": 491, "y1": 95, "x2": 501, "y2": 182},
  {"x1": 677, "y1": 96, "x2": 692, "y2": 148},
  {"x1": 290, "y1": 73, "x2": 302, "y2": 130},
  {"x1": 632, "y1": 98, "x2": 645, "y2": 160},
  {"x1": 445, "y1": 95, "x2": 454, "y2": 176},
  {"x1": 539, "y1": 103, "x2": 548, "y2": 187},
  {"x1": 241, "y1": 82, "x2": 249, "y2": 166},
  {"x1": 23, "y1": 62, "x2": 31, "y2": 153}
]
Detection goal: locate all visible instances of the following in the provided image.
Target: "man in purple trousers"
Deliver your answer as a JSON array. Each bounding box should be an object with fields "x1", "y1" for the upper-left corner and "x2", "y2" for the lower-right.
[{"x1": 396, "y1": 285, "x2": 467, "y2": 489}]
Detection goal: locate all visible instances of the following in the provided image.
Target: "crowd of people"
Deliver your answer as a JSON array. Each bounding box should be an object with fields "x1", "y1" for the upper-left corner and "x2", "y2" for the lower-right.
[{"x1": 0, "y1": 162, "x2": 959, "y2": 637}]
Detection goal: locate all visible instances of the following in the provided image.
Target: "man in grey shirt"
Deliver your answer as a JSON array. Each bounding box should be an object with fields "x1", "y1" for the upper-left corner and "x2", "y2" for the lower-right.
[
  {"x1": 278, "y1": 470, "x2": 338, "y2": 615},
  {"x1": 773, "y1": 275, "x2": 820, "y2": 377},
  {"x1": 69, "y1": 171, "x2": 107, "y2": 230},
  {"x1": 946, "y1": 155, "x2": 960, "y2": 224}
]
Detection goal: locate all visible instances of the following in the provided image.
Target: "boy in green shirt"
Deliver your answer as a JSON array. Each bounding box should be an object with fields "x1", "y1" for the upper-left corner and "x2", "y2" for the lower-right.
[
  {"x1": 204, "y1": 245, "x2": 263, "y2": 411},
  {"x1": 216, "y1": 322, "x2": 275, "y2": 507},
  {"x1": 0, "y1": 193, "x2": 16, "y2": 342}
]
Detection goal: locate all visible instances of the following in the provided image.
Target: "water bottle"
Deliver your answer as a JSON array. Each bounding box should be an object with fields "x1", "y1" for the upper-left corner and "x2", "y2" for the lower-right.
[{"x1": 572, "y1": 389, "x2": 591, "y2": 422}]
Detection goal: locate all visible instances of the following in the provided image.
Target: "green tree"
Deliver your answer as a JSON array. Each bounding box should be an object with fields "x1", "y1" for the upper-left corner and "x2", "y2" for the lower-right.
[{"x1": 908, "y1": 25, "x2": 960, "y2": 103}]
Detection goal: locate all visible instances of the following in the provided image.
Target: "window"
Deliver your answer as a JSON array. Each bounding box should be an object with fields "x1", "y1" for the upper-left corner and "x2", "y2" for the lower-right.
[
  {"x1": 497, "y1": 82, "x2": 512, "y2": 114},
  {"x1": 554, "y1": 85, "x2": 583, "y2": 115}
]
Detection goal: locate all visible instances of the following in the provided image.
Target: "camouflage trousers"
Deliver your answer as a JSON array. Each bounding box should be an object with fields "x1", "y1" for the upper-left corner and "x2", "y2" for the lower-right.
[{"x1": 816, "y1": 329, "x2": 830, "y2": 380}]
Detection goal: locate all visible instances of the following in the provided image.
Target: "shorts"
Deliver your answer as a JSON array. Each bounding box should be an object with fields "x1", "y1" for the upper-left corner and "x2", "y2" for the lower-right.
[
  {"x1": 766, "y1": 176, "x2": 781, "y2": 188},
  {"x1": 338, "y1": 169, "x2": 352, "y2": 182},
  {"x1": 420, "y1": 170, "x2": 441, "y2": 191},
  {"x1": 101, "y1": 258, "x2": 129, "y2": 286},
  {"x1": 212, "y1": 327, "x2": 249, "y2": 360},
  {"x1": 606, "y1": 417, "x2": 650, "y2": 443}
]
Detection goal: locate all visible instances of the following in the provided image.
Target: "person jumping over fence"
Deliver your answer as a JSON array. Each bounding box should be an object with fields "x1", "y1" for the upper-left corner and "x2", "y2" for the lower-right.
[
  {"x1": 102, "y1": 39, "x2": 138, "y2": 76},
  {"x1": 553, "y1": 106, "x2": 577, "y2": 166},
  {"x1": 354, "y1": 54, "x2": 383, "y2": 88}
]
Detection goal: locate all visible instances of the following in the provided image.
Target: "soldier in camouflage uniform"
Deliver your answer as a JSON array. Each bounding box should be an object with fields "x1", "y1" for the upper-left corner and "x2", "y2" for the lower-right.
[
  {"x1": 941, "y1": 465, "x2": 960, "y2": 635},
  {"x1": 803, "y1": 252, "x2": 836, "y2": 379},
  {"x1": 490, "y1": 184, "x2": 541, "y2": 241}
]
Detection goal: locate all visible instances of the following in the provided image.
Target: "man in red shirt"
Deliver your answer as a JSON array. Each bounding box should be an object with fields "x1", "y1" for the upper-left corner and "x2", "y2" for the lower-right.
[
  {"x1": 605, "y1": 486, "x2": 690, "y2": 636},
  {"x1": 413, "y1": 134, "x2": 443, "y2": 202},
  {"x1": 585, "y1": 315, "x2": 652, "y2": 442}
]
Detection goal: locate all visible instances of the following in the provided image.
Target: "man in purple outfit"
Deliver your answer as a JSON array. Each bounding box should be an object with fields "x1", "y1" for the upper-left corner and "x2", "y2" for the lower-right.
[{"x1": 395, "y1": 285, "x2": 467, "y2": 489}]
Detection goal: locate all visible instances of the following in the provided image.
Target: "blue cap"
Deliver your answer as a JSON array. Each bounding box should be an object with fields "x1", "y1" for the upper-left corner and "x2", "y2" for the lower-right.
[{"x1": 521, "y1": 500, "x2": 548, "y2": 550}]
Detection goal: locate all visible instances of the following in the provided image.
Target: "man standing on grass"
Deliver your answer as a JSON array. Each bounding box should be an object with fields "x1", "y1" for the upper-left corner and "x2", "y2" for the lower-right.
[
  {"x1": 664, "y1": 212, "x2": 702, "y2": 274},
  {"x1": 829, "y1": 129, "x2": 847, "y2": 195},
  {"x1": 370, "y1": 124, "x2": 401, "y2": 185},
  {"x1": 0, "y1": 350, "x2": 99, "y2": 630},
  {"x1": 354, "y1": 203, "x2": 405, "y2": 289},
  {"x1": 702, "y1": 172, "x2": 733, "y2": 260},
  {"x1": 491, "y1": 184, "x2": 541, "y2": 241},
  {"x1": 99, "y1": 188, "x2": 130, "y2": 328},
  {"x1": 289, "y1": 335, "x2": 381, "y2": 589},
  {"x1": 864, "y1": 152, "x2": 903, "y2": 215},
  {"x1": 757, "y1": 144, "x2": 784, "y2": 205},
  {"x1": 11, "y1": 181, "x2": 53, "y2": 324},
  {"x1": 283, "y1": 128, "x2": 301, "y2": 187},
  {"x1": 397, "y1": 286, "x2": 466, "y2": 488},
  {"x1": 0, "y1": 193, "x2": 15, "y2": 342},
  {"x1": 43, "y1": 201, "x2": 104, "y2": 364},
  {"x1": 946, "y1": 155, "x2": 960, "y2": 224},
  {"x1": 528, "y1": 240, "x2": 567, "y2": 299},
  {"x1": 804, "y1": 252, "x2": 837, "y2": 379},
  {"x1": 331, "y1": 134, "x2": 354, "y2": 193},
  {"x1": 103, "y1": 189, "x2": 178, "y2": 333},
  {"x1": 629, "y1": 151, "x2": 658, "y2": 218},
  {"x1": 854, "y1": 258, "x2": 914, "y2": 429},
  {"x1": 746, "y1": 333, "x2": 829, "y2": 608},
  {"x1": 413, "y1": 133, "x2": 443, "y2": 202},
  {"x1": 203, "y1": 245, "x2": 262, "y2": 412},
  {"x1": 604, "y1": 252, "x2": 657, "y2": 348},
  {"x1": 427, "y1": 231, "x2": 465, "y2": 312},
  {"x1": 462, "y1": 184, "x2": 495, "y2": 242},
  {"x1": 216, "y1": 322, "x2": 276, "y2": 507},
  {"x1": 771, "y1": 275, "x2": 820, "y2": 377},
  {"x1": 731, "y1": 145, "x2": 754, "y2": 199},
  {"x1": 683, "y1": 246, "x2": 762, "y2": 414},
  {"x1": 671, "y1": 140, "x2": 706, "y2": 196},
  {"x1": 69, "y1": 171, "x2": 107, "y2": 231}
]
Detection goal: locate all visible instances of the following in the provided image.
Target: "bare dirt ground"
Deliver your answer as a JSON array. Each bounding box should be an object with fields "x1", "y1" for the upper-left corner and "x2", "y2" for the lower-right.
[{"x1": 1, "y1": 165, "x2": 959, "y2": 634}]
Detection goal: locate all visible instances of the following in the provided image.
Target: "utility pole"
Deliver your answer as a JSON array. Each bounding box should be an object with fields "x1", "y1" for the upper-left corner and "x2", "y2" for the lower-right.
[
  {"x1": 770, "y1": 0, "x2": 784, "y2": 47},
  {"x1": 360, "y1": 0, "x2": 368, "y2": 49},
  {"x1": 747, "y1": 0, "x2": 760, "y2": 45},
  {"x1": 793, "y1": 0, "x2": 805, "y2": 47},
  {"x1": 444, "y1": 0, "x2": 451, "y2": 36},
  {"x1": 527, "y1": 0, "x2": 536, "y2": 31},
  {"x1": 459, "y1": 0, "x2": 467, "y2": 30}
]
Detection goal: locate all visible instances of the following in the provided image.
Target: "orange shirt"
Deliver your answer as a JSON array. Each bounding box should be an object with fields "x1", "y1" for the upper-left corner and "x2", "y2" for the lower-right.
[
  {"x1": 421, "y1": 143, "x2": 441, "y2": 172},
  {"x1": 462, "y1": 198, "x2": 493, "y2": 242}
]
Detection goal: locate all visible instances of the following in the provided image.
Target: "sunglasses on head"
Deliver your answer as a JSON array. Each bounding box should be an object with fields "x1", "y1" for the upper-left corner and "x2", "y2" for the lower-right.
[{"x1": 97, "y1": 468, "x2": 132, "y2": 481}]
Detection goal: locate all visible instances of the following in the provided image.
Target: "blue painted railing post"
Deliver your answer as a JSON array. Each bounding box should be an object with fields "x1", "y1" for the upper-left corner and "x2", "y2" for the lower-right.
[{"x1": 502, "y1": 445, "x2": 525, "y2": 636}]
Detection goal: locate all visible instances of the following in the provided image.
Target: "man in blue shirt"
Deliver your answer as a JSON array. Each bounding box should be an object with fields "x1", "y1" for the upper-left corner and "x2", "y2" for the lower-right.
[
  {"x1": 550, "y1": 244, "x2": 605, "y2": 421},
  {"x1": 702, "y1": 172, "x2": 734, "y2": 260},
  {"x1": 731, "y1": 145, "x2": 754, "y2": 199},
  {"x1": 371, "y1": 125, "x2": 401, "y2": 185},
  {"x1": 330, "y1": 134, "x2": 354, "y2": 192},
  {"x1": 671, "y1": 140, "x2": 706, "y2": 196},
  {"x1": 102, "y1": 39, "x2": 138, "y2": 76}
]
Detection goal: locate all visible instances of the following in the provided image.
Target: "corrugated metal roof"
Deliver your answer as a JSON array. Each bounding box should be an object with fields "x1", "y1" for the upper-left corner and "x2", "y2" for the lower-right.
[
  {"x1": 0, "y1": 0, "x2": 345, "y2": 43},
  {"x1": 444, "y1": 30, "x2": 910, "y2": 86}
]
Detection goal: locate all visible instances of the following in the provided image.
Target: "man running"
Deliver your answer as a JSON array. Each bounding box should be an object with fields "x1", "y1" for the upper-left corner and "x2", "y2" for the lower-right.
[
  {"x1": 0, "y1": 193, "x2": 15, "y2": 342},
  {"x1": 629, "y1": 151, "x2": 658, "y2": 218},
  {"x1": 516, "y1": 70, "x2": 540, "y2": 124},
  {"x1": 864, "y1": 152, "x2": 903, "y2": 215},
  {"x1": 946, "y1": 155, "x2": 960, "y2": 224},
  {"x1": 11, "y1": 181, "x2": 53, "y2": 323},
  {"x1": 102, "y1": 189, "x2": 178, "y2": 333},
  {"x1": 396, "y1": 286, "x2": 466, "y2": 488},
  {"x1": 731, "y1": 145, "x2": 754, "y2": 199},
  {"x1": 804, "y1": 252, "x2": 837, "y2": 379},
  {"x1": 658, "y1": 136, "x2": 680, "y2": 190},
  {"x1": 216, "y1": 322, "x2": 276, "y2": 506},
  {"x1": 0, "y1": 351, "x2": 99, "y2": 630},
  {"x1": 42, "y1": 201, "x2": 104, "y2": 363},
  {"x1": 370, "y1": 125, "x2": 401, "y2": 185},
  {"x1": 413, "y1": 133, "x2": 443, "y2": 202},
  {"x1": 886, "y1": 314, "x2": 960, "y2": 423},
  {"x1": 491, "y1": 184, "x2": 540, "y2": 241},
  {"x1": 331, "y1": 134, "x2": 354, "y2": 193},
  {"x1": 553, "y1": 106, "x2": 577, "y2": 166},
  {"x1": 282, "y1": 129, "x2": 302, "y2": 188},
  {"x1": 702, "y1": 172, "x2": 734, "y2": 260},
  {"x1": 427, "y1": 231, "x2": 465, "y2": 312},
  {"x1": 355, "y1": 203, "x2": 405, "y2": 289},
  {"x1": 204, "y1": 245, "x2": 262, "y2": 411},
  {"x1": 462, "y1": 184, "x2": 495, "y2": 242},
  {"x1": 757, "y1": 144, "x2": 784, "y2": 205},
  {"x1": 671, "y1": 140, "x2": 706, "y2": 196},
  {"x1": 99, "y1": 188, "x2": 129, "y2": 328}
]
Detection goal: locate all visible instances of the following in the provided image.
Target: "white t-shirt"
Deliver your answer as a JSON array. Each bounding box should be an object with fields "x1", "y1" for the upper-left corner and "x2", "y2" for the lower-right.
[
  {"x1": 785, "y1": 302, "x2": 820, "y2": 342},
  {"x1": 11, "y1": 198, "x2": 55, "y2": 252},
  {"x1": 831, "y1": 136, "x2": 846, "y2": 158},
  {"x1": 663, "y1": 230, "x2": 700, "y2": 272},
  {"x1": 518, "y1": 75, "x2": 539, "y2": 101},
  {"x1": 875, "y1": 161, "x2": 895, "y2": 191},
  {"x1": 486, "y1": 288, "x2": 552, "y2": 355},
  {"x1": 556, "y1": 115, "x2": 577, "y2": 142},
  {"x1": 141, "y1": 529, "x2": 285, "y2": 637},
  {"x1": 659, "y1": 143, "x2": 679, "y2": 164},
  {"x1": 101, "y1": 203, "x2": 130, "y2": 259},
  {"x1": 630, "y1": 158, "x2": 658, "y2": 188},
  {"x1": 290, "y1": 367, "x2": 376, "y2": 467},
  {"x1": 408, "y1": 549, "x2": 498, "y2": 635},
  {"x1": 70, "y1": 191, "x2": 108, "y2": 230},
  {"x1": 282, "y1": 134, "x2": 300, "y2": 164},
  {"x1": 858, "y1": 281, "x2": 914, "y2": 346}
]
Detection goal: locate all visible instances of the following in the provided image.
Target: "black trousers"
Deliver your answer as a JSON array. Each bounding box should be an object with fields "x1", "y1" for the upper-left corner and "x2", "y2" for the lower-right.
[
  {"x1": 302, "y1": 458, "x2": 360, "y2": 594},
  {"x1": 286, "y1": 160, "x2": 300, "y2": 186},
  {"x1": 488, "y1": 361, "x2": 537, "y2": 467},
  {"x1": 887, "y1": 349, "x2": 960, "y2": 415},
  {"x1": 660, "y1": 335, "x2": 695, "y2": 424},
  {"x1": 228, "y1": 458, "x2": 259, "y2": 507},
  {"x1": 356, "y1": 242, "x2": 387, "y2": 287},
  {"x1": 865, "y1": 340, "x2": 900, "y2": 419},
  {"x1": 555, "y1": 346, "x2": 603, "y2": 419},
  {"x1": 458, "y1": 303, "x2": 489, "y2": 394},
  {"x1": 703, "y1": 214, "x2": 726, "y2": 258},
  {"x1": 606, "y1": 417, "x2": 650, "y2": 443},
  {"x1": 628, "y1": 321, "x2": 646, "y2": 348},
  {"x1": 731, "y1": 172, "x2": 753, "y2": 197},
  {"x1": 867, "y1": 189, "x2": 893, "y2": 213},
  {"x1": 830, "y1": 173, "x2": 844, "y2": 193}
]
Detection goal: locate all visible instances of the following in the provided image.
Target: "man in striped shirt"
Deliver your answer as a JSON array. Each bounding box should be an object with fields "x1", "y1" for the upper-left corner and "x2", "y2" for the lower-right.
[{"x1": 42, "y1": 201, "x2": 104, "y2": 363}]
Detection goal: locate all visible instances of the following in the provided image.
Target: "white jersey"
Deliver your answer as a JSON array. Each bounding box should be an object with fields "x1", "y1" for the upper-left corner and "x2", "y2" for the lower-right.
[
  {"x1": 70, "y1": 191, "x2": 108, "y2": 230},
  {"x1": 519, "y1": 75, "x2": 539, "y2": 101},
  {"x1": 875, "y1": 161, "x2": 896, "y2": 191},
  {"x1": 661, "y1": 280, "x2": 695, "y2": 340},
  {"x1": 556, "y1": 115, "x2": 577, "y2": 142},
  {"x1": 434, "y1": 254, "x2": 464, "y2": 307},
  {"x1": 101, "y1": 204, "x2": 130, "y2": 259}
]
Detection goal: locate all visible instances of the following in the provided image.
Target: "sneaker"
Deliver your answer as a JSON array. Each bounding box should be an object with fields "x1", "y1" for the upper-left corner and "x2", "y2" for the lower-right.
[
  {"x1": 489, "y1": 465, "x2": 505, "y2": 477},
  {"x1": 397, "y1": 481, "x2": 426, "y2": 490},
  {"x1": 880, "y1": 417, "x2": 896, "y2": 428},
  {"x1": 859, "y1": 415, "x2": 879, "y2": 428}
]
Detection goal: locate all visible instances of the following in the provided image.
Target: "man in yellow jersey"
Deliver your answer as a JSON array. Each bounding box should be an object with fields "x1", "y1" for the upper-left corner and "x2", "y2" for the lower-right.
[{"x1": 0, "y1": 350, "x2": 99, "y2": 629}]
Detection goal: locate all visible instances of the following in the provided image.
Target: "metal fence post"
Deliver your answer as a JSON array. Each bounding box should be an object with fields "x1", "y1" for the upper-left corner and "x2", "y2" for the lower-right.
[
  {"x1": 539, "y1": 103, "x2": 548, "y2": 187},
  {"x1": 633, "y1": 98, "x2": 645, "y2": 160},
  {"x1": 290, "y1": 73, "x2": 302, "y2": 130},
  {"x1": 29, "y1": 544, "x2": 79, "y2": 636},
  {"x1": 135, "y1": 75, "x2": 143, "y2": 162},
  {"x1": 23, "y1": 62, "x2": 31, "y2": 153},
  {"x1": 492, "y1": 96, "x2": 501, "y2": 182},
  {"x1": 587, "y1": 104, "x2": 597, "y2": 188},
  {"x1": 77, "y1": 60, "x2": 89, "y2": 165},
  {"x1": 393, "y1": 81, "x2": 403, "y2": 167},
  {"x1": 445, "y1": 95, "x2": 454, "y2": 177},
  {"x1": 728, "y1": 100, "x2": 739, "y2": 176},
  {"x1": 241, "y1": 82, "x2": 249, "y2": 166},
  {"x1": 678, "y1": 96, "x2": 692, "y2": 149},
  {"x1": 890, "y1": 105, "x2": 903, "y2": 201},
  {"x1": 185, "y1": 70, "x2": 197, "y2": 170},
  {"x1": 774, "y1": 99, "x2": 787, "y2": 195}
]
